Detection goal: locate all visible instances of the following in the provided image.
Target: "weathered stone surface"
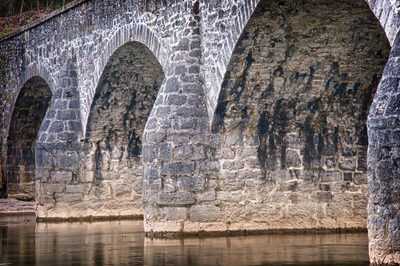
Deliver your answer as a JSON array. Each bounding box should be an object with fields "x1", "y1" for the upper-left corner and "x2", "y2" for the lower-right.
[
  {"x1": 157, "y1": 192, "x2": 195, "y2": 205},
  {"x1": 0, "y1": 0, "x2": 398, "y2": 263},
  {"x1": 190, "y1": 205, "x2": 221, "y2": 222}
]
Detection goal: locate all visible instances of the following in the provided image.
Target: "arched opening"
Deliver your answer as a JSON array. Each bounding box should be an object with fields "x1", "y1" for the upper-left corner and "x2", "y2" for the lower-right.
[
  {"x1": 5, "y1": 76, "x2": 52, "y2": 200},
  {"x1": 212, "y1": 0, "x2": 390, "y2": 229},
  {"x1": 82, "y1": 41, "x2": 164, "y2": 217}
]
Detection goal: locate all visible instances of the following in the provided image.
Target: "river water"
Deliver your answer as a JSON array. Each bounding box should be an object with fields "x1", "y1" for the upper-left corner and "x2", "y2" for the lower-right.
[{"x1": 0, "y1": 215, "x2": 369, "y2": 266}]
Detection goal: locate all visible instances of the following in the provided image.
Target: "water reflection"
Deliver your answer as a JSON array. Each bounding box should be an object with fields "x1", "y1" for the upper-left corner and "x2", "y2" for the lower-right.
[{"x1": 0, "y1": 215, "x2": 368, "y2": 266}]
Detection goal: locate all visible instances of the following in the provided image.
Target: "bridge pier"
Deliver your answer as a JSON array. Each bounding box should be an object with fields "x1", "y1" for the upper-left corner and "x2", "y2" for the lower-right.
[
  {"x1": 142, "y1": 7, "x2": 223, "y2": 235},
  {"x1": 367, "y1": 33, "x2": 400, "y2": 266}
]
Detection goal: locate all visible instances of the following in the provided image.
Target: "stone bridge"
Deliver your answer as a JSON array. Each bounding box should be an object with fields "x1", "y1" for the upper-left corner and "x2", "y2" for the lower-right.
[{"x1": 0, "y1": 0, "x2": 399, "y2": 264}]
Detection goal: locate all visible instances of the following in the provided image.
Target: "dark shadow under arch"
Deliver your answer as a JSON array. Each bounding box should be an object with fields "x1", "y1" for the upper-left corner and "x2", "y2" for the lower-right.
[
  {"x1": 81, "y1": 41, "x2": 164, "y2": 216},
  {"x1": 5, "y1": 76, "x2": 52, "y2": 199},
  {"x1": 211, "y1": 0, "x2": 390, "y2": 227}
]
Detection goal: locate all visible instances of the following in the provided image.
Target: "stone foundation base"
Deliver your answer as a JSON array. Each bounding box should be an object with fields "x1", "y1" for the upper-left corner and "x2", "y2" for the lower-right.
[
  {"x1": 36, "y1": 205, "x2": 143, "y2": 222},
  {"x1": 144, "y1": 218, "x2": 367, "y2": 237}
]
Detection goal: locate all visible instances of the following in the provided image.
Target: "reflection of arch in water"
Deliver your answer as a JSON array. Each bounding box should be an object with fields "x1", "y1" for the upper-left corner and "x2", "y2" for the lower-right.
[
  {"x1": 5, "y1": 76, "x2": 52, "y2": 199},
  {"x1": 82, "y1": 41, "x2": 165, "y2": 218},
  {"x1": 211, "y1": 0, "x2": 390, "y2": 230}
]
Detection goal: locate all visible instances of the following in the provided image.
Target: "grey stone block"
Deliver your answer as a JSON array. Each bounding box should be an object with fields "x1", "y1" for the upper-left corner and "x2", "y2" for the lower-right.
[
  {"x1": 190, "y1": 204, "x2": 221, "y2": 222},
  {"x1": 160, "y1": 207, "x2": 188, "y2": 221},
  {"x1": 168, "y1": 95, "x2": 187, "y2": 105},
  {"x1": 320, "y1": 171, "x2": 342, "y2": 182},
  {"x1": 354, "y1": 173, "x2": 368, "y2": 185},
  {"x1": 157, "y1": 192, "x2": 195, "y2": 205},
  {"x1": 54, "y1": 151, "x2": 79, "y2": 170},
  {"x1": 51, "y1": 171, "x2": 72, "y2": 183},
  {"x1": 339, "y1": 160, "x2": 356, "y2": 171},
  {"x1": 285, "y1": 150, "x2": 301, "y2": 167},
  {"x1": 326, "y1": 203, "x2": 344, "y2": 217},
  {"x1": 175, "y1": 144, "x2": 204, "y2": 160},
  {"x1": 55, "y1": 193, "x2": 82, "y2": 203},
  {"x1": 161, "y1": 162, "x2": 195, "y2": 175},
  {"x1": 49, "y1": 121, "x2": 64, "y2": 133},
  {"x1": 177, "y1": 176, "x2": 205, "y2": 191}
]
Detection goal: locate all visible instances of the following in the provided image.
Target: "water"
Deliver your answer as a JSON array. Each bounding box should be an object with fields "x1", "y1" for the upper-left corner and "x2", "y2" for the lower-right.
[{"x1": 0, "y1": 215, "x2": 369, "y2": 266}]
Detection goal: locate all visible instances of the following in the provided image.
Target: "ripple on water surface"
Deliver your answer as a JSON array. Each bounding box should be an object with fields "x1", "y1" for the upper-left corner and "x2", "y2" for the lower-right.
[{"x1": 0, "y1": 215, "x2": 369, "y2": 266}]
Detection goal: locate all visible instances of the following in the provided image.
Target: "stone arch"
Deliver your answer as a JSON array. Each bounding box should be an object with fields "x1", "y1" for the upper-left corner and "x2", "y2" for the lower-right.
[
  {"x1": 5, "y1": 76, "x2": 52, "y2": 199},
  {"x1": 202, "y1": 0, "x2": 261, "y2": 122},
  {"x1": 20, "y1": 63, "x2": 56, "y2": 93},
  {"x1": 80, "y1": 24, "x2": 170, "y2": 136},
  {"x1": 364, "y1": 0, "x2": 400, "y2": 46},
  {"x1": 80, "y1": 41, "x2": 165, "y2": 218},
  {"x1": 211, "y1": 0, "x2": 390, "y2": 232}
]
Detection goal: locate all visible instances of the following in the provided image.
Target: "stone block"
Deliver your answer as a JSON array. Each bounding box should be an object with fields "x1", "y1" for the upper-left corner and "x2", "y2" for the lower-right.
[
  {"x1": 222, "y1": 160, "x2": 244, "y2": 170},
  {"x1": 182, "y1": 84, "x2": 203, "y2": 94},
  {"x1": 196, "y1": 190, "x2": 216, "y2": 201},
  {"x1": 66, "y1": 184, "x2": 85, "y2": 193},
  {"x1": 54, "y1": 151, "x2": 79, "y2": 170},
  {"x1": 190, "y1": 205, "x2": 221, "y2": 222},
  {"x1": 217, "y1": 147, "x2": 235, "y2": 159},
  {"x1": 325, "y1": 158, "x2": 335, "y2": 169},
  {"x1": 51, "y1": 171, "x2": 72, "y2": 183},
  {"x1": 284, "y1": 134, "x2": 305, "y2": 149},
  {"x1": 102, "y1": 171, "x2": 120, "y2": 180},
  {"x1": 369, "y1": 215, "x2": 386, "y2": 239},
  {"x1": 155, "y1": 143, "x2": 173, "y2": 161},
  {"x1": 177, "y1": 176, "x2": 205, "y2": 191},
  {"x1": 49, "y1": 121, "x2": 64, "y2": 133},
  {"x1": 326, "y1": 203, "x2": 344, "y2": 217},
  {"x1": 144, "y1": 168, "x2": 158, "y2": 181},
  {"x1": 201, "y1": 160, "x2": 219, "y2": 171},
  {"x1": 339, "y1": 160, "x2": 356, "y2": 171},
  {"x1": 217, "y1": 191, "x2": 231, "y2": 201},
  {"x1": 43, "y1": 183, "x2": 65, "y2": 193},
  {"x1": 288, "y1": 204, "x2": 315, "y2": 217},
  {"x1": 36, "y1": 149, "x2": 52, "y2": 167},
  {"x1": 104, "y1": 200, "x2": 124, "y2": 210},
  {"x1": 270, "y1": 170, "x2": 292, "y2": 182},
  {"x1": 341, "y1": 147, "x2": 357, "y2": 157},
  {"x1": 145, "y1": 132, "x2": 166, "y2": 143},
  {"x1": 161, "y1": 162, "x2": 194, "y2": 175},
  {"x1": 164, "y1": 77, "x2": 180, "y2": 93},
  {"x1": 175, "y1": 145, "x2": 205, "y2": 160},
  {"x1": 288, "y1": 193, "x2": 310, "y2": 204},
  {"x1": 175, "y1": 107, "x2": 207, "y2": 117},
  {"x1": 320, "y1": 171, "x2": 342, "y2": 182},
  {"x1": 376, "y1": 159, "x2": 396, "y2": 181},
  {"x1": 80, "y1": 171, "x2": 94, "y2": 182},
  {"x1": 157, "y1": 192, "x2": 195, "y2": 205},
  {"x1": 354, "y1": 173, "x2": 368, "y2": 185},
  {"x1": 357, "y1": 157, "x2": 367, "y2": 171},
  {"x1": 270, "y1": 192, "x2": 289, "y2": 203},
  {"x1": 285, "y1": 150, "x2": 301, "y2": 167},
  {"x1": 55, "y1": 193, "x2": 82, "y2": 203},
  {"x1": 168, "y1": 95, "x2": 187, "y2": 105},
  {"x1": 180, "y1": 119, "x2": 198, "y2": 129},
  {"x1": 56, "y1": 110, "x2": 77, "y2": 120},
  {"x1": 159, "y1": 207, "x2": 187, "y2": 221},
  {"x1": 343, "y1": 172, "x2": 352, "y2": 182},
  {"x1": 167, "y1": 132, "x2": 189, "y2": 142},
  {"x1": 311, "y1": 191, "x2": 332, "y2": 203}
]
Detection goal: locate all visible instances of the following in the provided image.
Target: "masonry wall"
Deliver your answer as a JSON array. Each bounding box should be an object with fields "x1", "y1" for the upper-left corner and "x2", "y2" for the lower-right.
[
  {"x1": 77, "y1": 42, "x2": 164, "y2": 218},
  {"x1": 211, "y1": 0, "x2": 390, "y2": 232},
  {"x1": 6, "y1": 77, "x2": 51, "y2": 199},
  {"x1": 0, "y1": 0, "x2": 399, "y2": 264}
]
